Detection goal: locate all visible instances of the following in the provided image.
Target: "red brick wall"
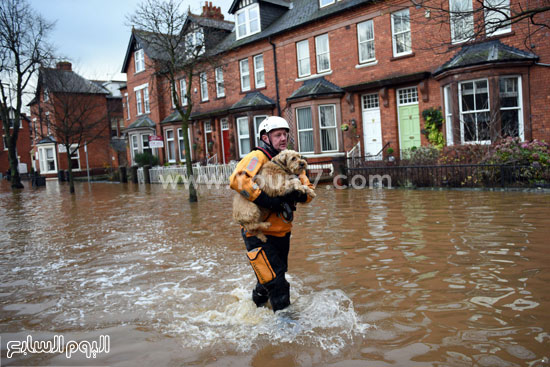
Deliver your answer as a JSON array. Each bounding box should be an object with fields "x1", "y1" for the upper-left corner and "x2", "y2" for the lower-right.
[{"x1": 0, "y1": 117, "x2": 33, "y2": 175}]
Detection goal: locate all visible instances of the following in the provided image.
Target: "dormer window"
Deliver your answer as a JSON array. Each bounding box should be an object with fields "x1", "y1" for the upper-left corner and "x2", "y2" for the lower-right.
[
  {"x1": 236, "y1": 3, "x2": 260, "y2": 40},
  {"x1": 320, "y1": 0, "x2": 336, "y2": 7},
  {"x1": 135, "y1": 48, "x2": 145, "y2": 73},
  {"x1": 186, "y1": 27, "x2": 205, "y2": 56}
]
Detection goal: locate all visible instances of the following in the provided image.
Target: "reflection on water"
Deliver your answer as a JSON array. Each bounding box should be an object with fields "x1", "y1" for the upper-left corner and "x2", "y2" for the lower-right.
[{"x1": 1, "y1": 181, "x2": 549, "y2": 366}]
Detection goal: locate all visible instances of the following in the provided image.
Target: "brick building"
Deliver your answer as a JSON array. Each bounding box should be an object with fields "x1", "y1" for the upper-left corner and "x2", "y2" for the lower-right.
[
  {"x1": 121, "y1": 0, "x2": 550, "y2": 166},
  {"x1": 29, "y1": 62, "x2": 124, "y2": 178},
  {"x1": 1, "y1": 108, "x2": 32, "y2": 177}
]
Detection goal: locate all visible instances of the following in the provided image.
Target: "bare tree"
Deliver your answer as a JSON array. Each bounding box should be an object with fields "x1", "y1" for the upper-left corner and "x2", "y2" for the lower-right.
[
  {"x1": 408, "y1": 0, "x2": 549, "y2": 51},
  {"x1": 127, "y1": 0, "x2": 230, "y2": 203},
  {"x1": 0, "y1": 0, "x2": 54, "y2": 189},
  {"x1": 34, "y1": 65, "x2": 110, "y2": 193}
]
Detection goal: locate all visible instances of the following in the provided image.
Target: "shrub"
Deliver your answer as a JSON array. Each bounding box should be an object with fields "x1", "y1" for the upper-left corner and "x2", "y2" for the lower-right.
[
  {"x1": 438, "y1": 144, "x2": 491, "y2": 164},
  {"x1": 421, "y1": 107, "x2": 445, "y2": 149},
  {"x1": 401, "y1": 145, "x2": 440, "y2": 165},
  {"x1": 482, "y1": 137, "x2": 549, "y2": 167},
  {"x1": 134, "y1": 152, "x2": 160, "y2": 167}
]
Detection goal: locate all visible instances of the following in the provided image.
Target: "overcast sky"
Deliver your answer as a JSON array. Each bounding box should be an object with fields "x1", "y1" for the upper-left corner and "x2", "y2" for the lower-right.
[{"x1": 28, "y1": 0, "x2": 235, "y2": 82}]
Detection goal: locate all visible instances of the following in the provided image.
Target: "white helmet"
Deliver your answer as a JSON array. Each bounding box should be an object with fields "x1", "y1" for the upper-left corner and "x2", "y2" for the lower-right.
[{"x1": 259, "y1": 116, "x2": 289, "y2": 136}]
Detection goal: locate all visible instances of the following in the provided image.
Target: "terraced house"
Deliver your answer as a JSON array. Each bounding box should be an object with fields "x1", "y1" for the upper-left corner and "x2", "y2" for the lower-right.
[{"x1": 121, "y1": 0, "x2": 550, "y2": 167}]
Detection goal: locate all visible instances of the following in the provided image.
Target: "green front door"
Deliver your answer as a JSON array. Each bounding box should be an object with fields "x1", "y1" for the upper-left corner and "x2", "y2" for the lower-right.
[{"x1": 397, "y1": 87, "x2": 421, "y2": 157}]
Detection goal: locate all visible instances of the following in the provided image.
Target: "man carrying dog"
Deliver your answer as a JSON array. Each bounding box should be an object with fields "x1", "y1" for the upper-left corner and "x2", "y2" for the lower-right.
[{"x1": 229, "y1": 116, "x2": 315, "y2": 312}]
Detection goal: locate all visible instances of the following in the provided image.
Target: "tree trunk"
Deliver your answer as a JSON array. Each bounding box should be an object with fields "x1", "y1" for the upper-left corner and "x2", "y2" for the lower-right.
[
  {"x1": 182, "y1": 120, "x2": 197, "y2": 202},
  {"x1": 8, "y1": 141, "x2": 24, "y2": 189},
  {"x1": 66, "y1": 150, "x2": 75, "y2": 194}
]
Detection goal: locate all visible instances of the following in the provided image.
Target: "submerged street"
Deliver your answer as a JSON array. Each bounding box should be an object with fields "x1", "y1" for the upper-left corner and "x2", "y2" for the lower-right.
[{"x1": 1, "y1": 181, "x2": 549, "y2": 366}]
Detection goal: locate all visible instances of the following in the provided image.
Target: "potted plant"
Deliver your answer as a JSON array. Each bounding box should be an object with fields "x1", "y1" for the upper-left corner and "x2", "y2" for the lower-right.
[{"x1": 386, "y1": 147, "x2": 395, "y2": 163}]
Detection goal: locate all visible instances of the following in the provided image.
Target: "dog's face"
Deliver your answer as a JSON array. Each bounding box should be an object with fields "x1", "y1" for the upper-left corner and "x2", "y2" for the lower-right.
[{"x1": 274, "y1": 150, "x2": 308, "y2": 175}]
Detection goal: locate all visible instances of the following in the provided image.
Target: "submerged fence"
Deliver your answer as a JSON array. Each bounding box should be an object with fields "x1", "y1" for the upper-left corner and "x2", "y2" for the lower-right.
[
  {"x1": 138, "y1": 162, "x2": 238, "y2": 185},
  {"x1": 346, "y1": 163, "x2": 550, "y2": 188}
]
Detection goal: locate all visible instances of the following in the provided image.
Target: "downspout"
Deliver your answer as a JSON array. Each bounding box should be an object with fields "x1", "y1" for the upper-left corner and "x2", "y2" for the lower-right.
[{"x1": 269, "y1": 37, "x2": 282, "y2": 116}]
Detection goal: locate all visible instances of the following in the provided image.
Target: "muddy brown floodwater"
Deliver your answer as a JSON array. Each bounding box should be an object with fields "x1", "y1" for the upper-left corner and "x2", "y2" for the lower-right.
[{"x1": 1, "y1": 180, "x2": 549, "y2": 366}]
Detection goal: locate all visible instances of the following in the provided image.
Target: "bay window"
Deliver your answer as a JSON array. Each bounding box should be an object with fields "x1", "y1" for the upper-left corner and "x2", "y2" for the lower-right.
[
  {"x1": 237, "y1": 117, "x2": 250, "y2": 157},
  {"x1": 459, "y1": 79, "x2": 491, "y2": 143},
  {"x1": 38, "y1": 145, "x2": 57, "y2": 174},
  {"x1": 319, "y1": 105, "x2": 338, "y2": 152},
  {"x1": 297, "y1": 107, "x2": 314, "y2": 153},
  {"x1": 499, "y1": 76, "x2": 523, "y2": 140}
]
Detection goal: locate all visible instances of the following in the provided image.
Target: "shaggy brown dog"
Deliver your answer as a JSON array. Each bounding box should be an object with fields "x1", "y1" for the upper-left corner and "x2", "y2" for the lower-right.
[{"x1": 233, "y1": 149, "x2": 316, "y2": 242}]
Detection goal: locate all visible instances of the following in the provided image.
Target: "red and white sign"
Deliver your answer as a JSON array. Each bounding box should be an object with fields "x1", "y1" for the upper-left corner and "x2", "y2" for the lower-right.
[{"x1": 148, "y1": 135, "x2": 164, "y2": 148}]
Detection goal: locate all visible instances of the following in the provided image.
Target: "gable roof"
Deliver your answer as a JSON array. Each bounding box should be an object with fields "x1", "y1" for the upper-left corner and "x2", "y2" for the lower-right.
[
  {"x1": 39, "y1": 68, "x2": 109, "y2": 95},
  {"x1": 288, "y1": 77, "x2": 344, "y2": 101},
  {"x1": 434, "y1": 40, "x2": 538, "y2": 75},
  {"x1": 229, "y1": 92, "x2": 275, "y2": 112}
]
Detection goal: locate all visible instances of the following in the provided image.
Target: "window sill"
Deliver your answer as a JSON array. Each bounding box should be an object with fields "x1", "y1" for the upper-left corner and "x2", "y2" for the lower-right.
[
  {"x1": 134, "y1": 70, "x2": 146, "y2": 76},
  {"x1": 302, "y1": 152, "x2": 345, "y2": 158},
  {"x1": 295, "y1": 70, "x2": 333, "y2": 82},
  {"x1": 356, "y1": 60, "x2": 378, "y2": 69},
  {"x1": 200, "y1": 99, "x2": 209, "y2": 104},
  {"x1": 216, "y1": 95, "x2": 226, "y2": 100},
  {"x1": 390, "y1": 52, "x2": 415, "y2": 61}
]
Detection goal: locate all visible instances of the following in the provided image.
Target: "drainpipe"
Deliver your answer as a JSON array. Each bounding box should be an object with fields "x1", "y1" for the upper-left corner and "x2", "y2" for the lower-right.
[{"x1": 269, "y1": 37, "x2": 282, "y2": 116}]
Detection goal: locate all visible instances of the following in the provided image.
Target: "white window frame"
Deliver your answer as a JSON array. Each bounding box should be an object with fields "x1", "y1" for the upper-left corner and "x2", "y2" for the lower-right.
[
  {"x1": 186, "y1": 27, "x2": 205, "y2": 56},
  {"x1": 315, "y1": 34, "x2": 331, "y2": 73},
  {"x1": 135, "y1": 90, "x2": 142, "y2": 115},
  {"x1": 125, "y1": 93, "x2": 130, "y2": 120},
  {"x1": 134, "y1": 49, "x2": 145, "y2": 73},
  {"x1": 499, "y1": 75, "x2": 524, "y2": 140},
  {"x1": 320, "y1": 0, "x2": 336, "y2": 7},
  {"x1": 69, "y1": 144, "x2": 81, "y2": 171},
  {"x1": 296, "y1": 107, "x2": 315, "y2": 154},
  {"x1": 444, "y1": 85, "x2": 454, "y2": 146},
  {"x1": 38, "y1": 145, "x2": 57, "y2": 174},
  {"x1": 253, "y1": 54, "x2": 265, "y2": 89},
  {"x1": 253, "y1": 115, "x2": 267, "y2": 147},
  {"x1": 165, "y1": 129, "x2": 176, "y2": 163},
  {"x1": 459, "y1": 79, "x2": 491, "y2": 144},
  {"x1": 200, "y1": 72, "x2": 208, "y2": 101},
  {"x1": 240, "y1": 58, "x2": 251, "y2": 92},
  {"x1": 215, "y1": 67, "x2": 225, "y2": 97},
  {"x1": 134, "y1": 83, "x2": 149, "y2": 115},
  {"x1": 131, "y1": 135, "x2": 139, "y2": 164},
  {"x1": 43, "y1": 88, "x2": 49, "y2": 102},
  {"x1": 485, "y1": 0, "x2": 511, "y2": 36},
  {"x1": 391, "y1": 9, "x2": 412, "y2": 57},
  {"x1": 357, "y1": 20, "x2": 376, "y2": 64},
  {"x1": 177, "y1": 127, "x2": 192, "y2": 162},
  {"x1": 449, "y1": 0, "x2": 474, "y2": 44},
  {"x1": 2, "y1": 135, "x2": 8, "y2": 151},
  {"x1": 318, "y1": 104, "x2": 339, "y2": 152},
  {"x1": 296, "y1": 40, "x2": 311, "y2": 78},
  {"x1": 236, "y1": 116, "x2": 250, "y2": 158},
  {"x1": 180, "y1": 79, "x2": 188, "y2": 106},
  {"x1": 235, "y1": 3, "x2": 261, "y2": 40}
]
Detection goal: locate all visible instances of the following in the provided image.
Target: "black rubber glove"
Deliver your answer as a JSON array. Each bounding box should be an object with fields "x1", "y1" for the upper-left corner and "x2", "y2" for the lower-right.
[
  {"x1": 283, "y1": 190, "x2": 308, "y2": 205},
  {"x1": 254, "y1": 192, "x2": 294, "y2": 221},
  {"x1": 253, "y1": 191, "x2": 285, "y2": 212}
]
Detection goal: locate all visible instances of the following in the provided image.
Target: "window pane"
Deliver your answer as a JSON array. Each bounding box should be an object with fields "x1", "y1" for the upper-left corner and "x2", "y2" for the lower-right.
[
  {"x1": 240, "y1": 138, "x2": 251, "y2": 155},
  {"x1": 501, "y1": 110, "x2": 519, "y2": 137},
  {"x1": 320, "y1": 106, "x2": 335, "y2": 127},
  {"x1": 321, "y1": 129, "x2": 337, "y2": 151},
  {"x1": 297, "y1": 107, "x2": 313, "y2": 152},
  {"x1": 238, "y1": 118, "x2": 249, "y2": 135},
  {"x1": 499, "y1": 77, "x2": 518, "y2": 107}
]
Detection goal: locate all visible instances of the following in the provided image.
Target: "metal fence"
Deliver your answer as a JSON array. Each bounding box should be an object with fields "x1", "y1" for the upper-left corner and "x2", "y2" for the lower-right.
[
  {"x1": 346, "y1": 163, "x2": 550, "y2": 188},
  {"x1": 138, "y1": 162, "x2": 238, "y2": 184}
]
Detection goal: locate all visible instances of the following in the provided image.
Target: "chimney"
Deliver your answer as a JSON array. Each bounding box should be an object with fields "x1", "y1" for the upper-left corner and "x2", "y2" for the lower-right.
[
  {"x1": 56, "y1": 61, "x2": 72, "y2": 71},
  {"x1": 201, "y1": 1, "x2": 224, "y2": 20}
]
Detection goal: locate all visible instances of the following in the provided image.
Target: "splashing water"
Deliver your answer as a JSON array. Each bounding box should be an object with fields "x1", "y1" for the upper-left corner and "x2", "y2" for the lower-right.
[{"x1": 168, "y1": 281, "x2": 371, "y2": 355}]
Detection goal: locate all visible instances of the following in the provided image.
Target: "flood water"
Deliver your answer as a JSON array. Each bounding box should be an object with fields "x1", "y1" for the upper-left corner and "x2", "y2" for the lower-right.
[{"x1": 1, "y1": 180, "x2": 550, "y2": 366}]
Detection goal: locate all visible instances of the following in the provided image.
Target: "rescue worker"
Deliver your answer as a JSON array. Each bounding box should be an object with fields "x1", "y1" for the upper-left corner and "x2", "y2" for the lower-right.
[{"x1": 229, "y1": 116, "x2": 315, "y2": 312}]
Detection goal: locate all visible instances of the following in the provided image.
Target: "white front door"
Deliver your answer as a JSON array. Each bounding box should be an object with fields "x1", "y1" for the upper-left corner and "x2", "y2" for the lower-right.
[{"x1": 362, "y1": 93, "x2": 382, "y2": 160}]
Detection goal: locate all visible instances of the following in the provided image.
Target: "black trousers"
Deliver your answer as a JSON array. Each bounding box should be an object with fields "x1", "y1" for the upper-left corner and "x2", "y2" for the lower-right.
[{"x1": 242, "y1": 229, "x2": 291, "y2": 312}]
